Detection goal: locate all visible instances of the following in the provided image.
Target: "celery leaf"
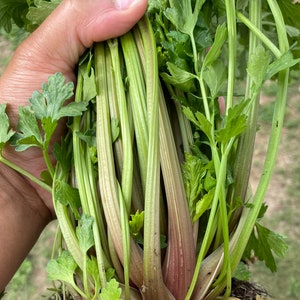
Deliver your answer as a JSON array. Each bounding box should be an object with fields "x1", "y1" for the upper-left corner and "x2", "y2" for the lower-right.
[
  {"x1": 29, "y1": 72, "x2": 84, "y2": 121},
  {"x1": 244, "y1": 222, "x2": 288, "y2": 272},
  {"x1": 266, "y1": 51, "x2": 300, "y2": 80},
  {"x1": 216, "y1": 100, "x2": 249, "y2": 145},
  {"x1": 129, "y1": 210, "x2": 144, "y2": 238},
  {"x1": 54, "y1": 179, "x2": 81, "y2": 219},
  {"x1": 194, "y1": 188, "x2": 215, "y2": 222},
  {"x1": 26, "y1": 0, "x2": 60, "y2": 30},
  {"x1": 13, "y1": 106, "x2": 43, "y2": 151},
  {"x1": 100, "y1": 278, "x2": 122, "y2": 300},
  {"x1": 76, "y1": 214, "x2": 95, "y2": 254},
  {"x1": 247, "y1": 45, "x2": 270, "y2": 88},
  {"x1": 182, "y1": 153, "x2": 206, "y2": 218},
  {"x1": 14, "y1": 73, "x2": 87, "y2": 152},
  {"x1": 0, "y1": 104, "x2": 15, "y2": 153},
  {"x1": 46, "y1": 250, "x2": 77, "y2": 284},
  {"x1": 0, "y1": 0, "x2": 28, "y2": 32}
]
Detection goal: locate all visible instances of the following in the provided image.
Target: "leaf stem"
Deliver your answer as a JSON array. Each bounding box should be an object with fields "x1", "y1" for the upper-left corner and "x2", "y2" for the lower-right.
[
  {"x1": 224, "y1": 0, "x2": 237, "y2": 111},
  {"x1": 0, "y1": 155, "x2": 51, "y2": 193},
  {"x1": 236, "y1": 11, "x2": 282, "y2": 58}
]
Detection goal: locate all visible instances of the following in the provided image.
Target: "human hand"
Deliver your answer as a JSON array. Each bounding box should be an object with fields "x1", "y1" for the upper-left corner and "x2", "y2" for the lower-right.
[{"x1": 0, "y1": 0, "x2": 147, "y2": 217}]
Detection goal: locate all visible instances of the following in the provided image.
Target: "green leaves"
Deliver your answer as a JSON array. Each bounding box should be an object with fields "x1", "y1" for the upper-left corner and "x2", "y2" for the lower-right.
[
  {"x1": 47, "y1": 250, "x2": 77, "y2": 284},
  {"x1": 244, "y1": 222, "x2": 288, "y2": 272},
  {"x1": 76, "y1": 214, "x2": 95, "y2": 254},
  {"x1": 164, "y1": 0, "x2": 205, "y2": 36},
  {"x1": 0, "y1": 0, "x2": 28, "y2": 32},
  {"x1": 0, "y1": 0, "x2": 61, "y2": 32},
  {"x1": 129, "y1": 210, "x2": 144, "y2": 238},
  {"x1": 247, "y1": 45, "x2": 271, "y2": 88},
  {"x1": 100, "y1": 278, "x2": 122, "y2": 300},
  {"x1": 202, "y1": 24, "x2": 228, "y2": 69},
  {"x1": 54, "y1": 179, "x2": 81, "y2": 219},
  {"x1": 14, "y1": 72, "x2": 87, "y2": 152},
  {"x1": 29, "y1": 72, "x2": 77, "y2": 121},
  {"x1": 215, "y1": 100, "x2": 250, "y2": 145},
  {"x1": 26, "y1": 0, "x2": 60, "y2": 30},
  {"x1": 0, "y1": 104, "x2": 15, "y2": 154},
  {"x1": 14, "y1": 106, "x2": 43, "y2": 151}
]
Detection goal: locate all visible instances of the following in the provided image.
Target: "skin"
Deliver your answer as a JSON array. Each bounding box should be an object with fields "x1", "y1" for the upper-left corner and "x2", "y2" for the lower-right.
[{"x1": 0, "y1": 0, "x2": 147, "y2": 292}]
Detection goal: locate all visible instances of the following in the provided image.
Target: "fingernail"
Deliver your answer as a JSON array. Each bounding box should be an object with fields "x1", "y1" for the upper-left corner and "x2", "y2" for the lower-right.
[{"x1": 114, "y1": 0, "x2": 138, "y2": 10}]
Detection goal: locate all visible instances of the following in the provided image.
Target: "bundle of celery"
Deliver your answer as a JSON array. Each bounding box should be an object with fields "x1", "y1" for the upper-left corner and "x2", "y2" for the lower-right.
[{"x1": 1, "y1": 0, "x2": 300, "y2": 299}]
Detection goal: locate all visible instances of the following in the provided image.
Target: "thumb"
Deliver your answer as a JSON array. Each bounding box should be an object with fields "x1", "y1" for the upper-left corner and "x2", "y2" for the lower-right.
[{"x1": 0, "y1": 0, "x2": 147, "y2": 115}]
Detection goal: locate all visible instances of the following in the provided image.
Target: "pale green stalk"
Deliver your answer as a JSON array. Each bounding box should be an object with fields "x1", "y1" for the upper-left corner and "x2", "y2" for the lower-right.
[
  {"x1": 120, "y1": 31, "x2": 148, "y2": 192},
  {"x1": 72, "y1": 69, "x2": 108, "y2": 290},
  {"x1": 236, "y1": 12, "x2": 281, "y2": 58},
  {"x1": 118, "y1": 184, "x2": 131, "y2": 300},
  {"x1": 136, "y1": 16, "x2": 174, "y2": 299},
  {"x1": 0, "y1": 155, "x2": 52, "y2": 192},
  {"x1": 230, "y1": 0, "x2": 262, "y2": 229},
  {"x1": 94, "y1": 42, "x2": 143, "y2": 288},
  {"x1": 108, "y1": 39, "x2": 133, "y2": 214},
  {"x1": 224, "y1": 0, "x2": 237, "y2": 111}
]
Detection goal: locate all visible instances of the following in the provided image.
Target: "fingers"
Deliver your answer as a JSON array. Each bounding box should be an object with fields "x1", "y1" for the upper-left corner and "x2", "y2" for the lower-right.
[{"x1": 0, "y1": 0, "x2": 148, "y2": 115}]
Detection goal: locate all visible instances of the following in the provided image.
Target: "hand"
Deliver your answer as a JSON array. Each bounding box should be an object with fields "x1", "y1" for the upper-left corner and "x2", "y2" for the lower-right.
[
  {"x1": 0, "y1": 0, "x2": 147, "y2": 291},
  {"x1": 0, "y1": 0, "x2": 147, "y2": 215}
]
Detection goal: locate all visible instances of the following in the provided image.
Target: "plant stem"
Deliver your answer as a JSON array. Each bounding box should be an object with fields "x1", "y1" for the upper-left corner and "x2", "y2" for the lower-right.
[
  {"x1": 0, "y1": 155, "x2": 51, "y2": 192},
  {"x1": 224, "y1": 0, "x2": 237, "y2": 111},
  {"x1": 236, "y1": 11, "x2": 281, "y2": 58},
  {"x1": 137, "y1": 16, "x2": 174, "y2": 299}
]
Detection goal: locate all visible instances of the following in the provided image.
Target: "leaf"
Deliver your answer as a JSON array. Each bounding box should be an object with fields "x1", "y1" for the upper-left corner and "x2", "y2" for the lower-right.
[
  {"x1": 183, "y1": 107, "x2": 214, "y2": 142},
  {"x1": 215, "y1": 100, "x2": 250, "y2": 145},
  {"x1": 26, "y1": 0, "x2": 60, "y2": 30},
  {"x1": 0, "y1": 104, "x2": 15, "y2": 153},
  {"x1": 76, "y1": 214, "x2": 95, "y2": 254},
  {"x1": 233, "y1": 262, "x2": 251, "y2": 281},
  {"x1": 0, "y1": 0, "x2": 29, "y2": 32},
  {"x1": 46, "y1": 250, "x2": 77, "y2": 284},
  {"x1": 244, "y1": 223, "x2": 288, "y2": 272},
  {"x1": 182, "y1": 153, "x2": 206, "y2": 217},
  {"x1": 100, "y1": 278, "x2": 122, "y2": 300},
  {"x1": 266, "y1": 51, "x2": 300, "y2": 80},
  {"x1": 41, "y1": 116, "x2": 58, "y2": 148},
  {"x1": 53, "y1": 136, "x2": 72, "y2": 175},
  {"x1": 161, "y1": 62, "x2": 196, "y2": 92},
  {"x1": 111, "y1": 118, "x2": 120, "y2": 143},
  {"x1": 28, "y1": 72, "x2": 85, "y2": 122},
  {"x1": 13, "y1": 106, "x2": 43, "y2": 151},
  {"x1": 129, "y1": 210, "x2": 144, "y2": 237},
  {"x1": 202, "y1": 23, "x2": 227, "y2": 68},
  {"x1": 193, "y1": 188, "x2": 215, "y2": 221},
  {"x1": 203, "y1": 60, "x2": 227, "y2": 98},
  {"x1": 164, "y1": 0, "x2": 205, "y2": 36},
  {"x1": 79, "y1": 63, "x2": 97, "y2": 102},
  {"x1": 54, "y1": 179, "x2": 81, "y2": 219},
  {"x1": 87, "y1": 256, "x2": 100, "y2": 288},
  {"x1": 247, "y1": 45, "x2": 271, "y2": 88}
]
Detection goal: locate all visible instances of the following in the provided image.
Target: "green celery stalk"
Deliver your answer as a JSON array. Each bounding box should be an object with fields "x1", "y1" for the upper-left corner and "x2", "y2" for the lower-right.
[
  {"x1": 72, "y1": 65, "x2": 110, "y2": 290},
  {"x1": 94, "y1": 42, "x2": 144, "y2": 288},
  {"x1": 136, "y1": 16, "x2": 174, "y2": 299}
]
